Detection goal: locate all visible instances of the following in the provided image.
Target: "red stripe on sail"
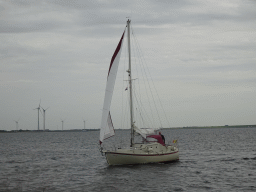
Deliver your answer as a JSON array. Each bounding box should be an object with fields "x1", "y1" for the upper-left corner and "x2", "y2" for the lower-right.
[{"x1": 108, "y1": 31, "x2": 125, "y2": 77}]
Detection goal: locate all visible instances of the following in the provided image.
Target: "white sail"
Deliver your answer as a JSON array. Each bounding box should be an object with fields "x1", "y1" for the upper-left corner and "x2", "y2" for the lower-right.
[{"x1": 100, "y1": 31, "x2": 125, "y2": 144}]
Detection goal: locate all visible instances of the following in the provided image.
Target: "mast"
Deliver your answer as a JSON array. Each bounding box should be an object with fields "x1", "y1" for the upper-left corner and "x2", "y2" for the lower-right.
[
  {"x1": 127, "y1": 19, "x2": 134, "y2": 147},
  {"x1": 43, "y1": 110, "x2": 45, "y2": 131},
  {"x1": 37, "y1": 107, "x2": 39, "y2": 130}
]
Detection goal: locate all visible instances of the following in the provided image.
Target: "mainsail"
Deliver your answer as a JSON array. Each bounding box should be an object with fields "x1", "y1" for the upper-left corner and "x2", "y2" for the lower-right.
[{"x1": 100, "y1": 31, "x2": 125, "y2": 144}]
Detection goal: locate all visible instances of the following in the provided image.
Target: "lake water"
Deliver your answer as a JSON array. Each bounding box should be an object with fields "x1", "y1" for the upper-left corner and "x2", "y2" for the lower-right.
[{"x1": 0, "y1": 127, "x2": 256, "y2": 191}]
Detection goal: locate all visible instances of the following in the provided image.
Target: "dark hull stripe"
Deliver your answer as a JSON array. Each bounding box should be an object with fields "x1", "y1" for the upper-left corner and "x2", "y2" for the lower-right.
[{"x1": 106, "y1": 151, "x2": 178, "y2": 157}]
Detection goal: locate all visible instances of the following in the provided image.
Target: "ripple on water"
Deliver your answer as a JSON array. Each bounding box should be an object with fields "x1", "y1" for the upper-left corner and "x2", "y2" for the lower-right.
[{"x1": 0, "y1": 128, "x2": 256, "y2": 191}]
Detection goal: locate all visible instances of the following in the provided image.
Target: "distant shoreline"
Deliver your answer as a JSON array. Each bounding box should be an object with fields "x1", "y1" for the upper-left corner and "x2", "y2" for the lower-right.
[
  {"x1": 178, "y1": 125, "x2": 256, "y2": 129},
  {"x1": 1, "y1": 124, "x2": 256, "y2": 133},
  {"x1": 0, "y1": 129, "x2": 100, "y2": 133}
]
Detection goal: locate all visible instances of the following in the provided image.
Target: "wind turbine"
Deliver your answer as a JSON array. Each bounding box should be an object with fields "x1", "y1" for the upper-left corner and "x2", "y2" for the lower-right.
[
  {"x1": 83, "y1": 118, "x2": 87, "y2": 130},
  {"x1": 41, "y1": 106, "x2": 49, "y2": 131},
  {"x1": 34, "y1": 100, "x2": 41, "y2": 130},
  {"x1": 14, "y1": 118, "x2": 20, "y2": 131},
  {"x1": 61, "y1": 118, "x2": 65, "y2": 130}
]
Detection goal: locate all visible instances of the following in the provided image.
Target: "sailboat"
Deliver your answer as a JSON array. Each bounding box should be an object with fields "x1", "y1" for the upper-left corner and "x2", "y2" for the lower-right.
[{"x1": 100, "y1": 19, "x2": 179, "y2": 165}]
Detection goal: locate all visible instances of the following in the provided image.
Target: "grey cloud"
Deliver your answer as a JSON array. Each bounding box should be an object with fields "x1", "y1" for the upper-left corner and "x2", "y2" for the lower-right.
[
  {"x1": 1, "y1": 0, "x2": 256, "y2": 130},
  {"x1": 0, "y1": 20, "x2": 59, "y2": 33}
]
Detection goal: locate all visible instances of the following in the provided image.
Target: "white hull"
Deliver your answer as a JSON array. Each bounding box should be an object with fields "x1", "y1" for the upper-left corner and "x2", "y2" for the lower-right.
[{"x1": 104, "y1": 143, "x2": 179, "y2": 165}]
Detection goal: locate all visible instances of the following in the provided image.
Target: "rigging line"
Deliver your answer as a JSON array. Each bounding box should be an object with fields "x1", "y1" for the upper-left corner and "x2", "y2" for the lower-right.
[
  {"x1": 120, "y1": 38, "x2": 128, "y2": 129},
  {"x1": 131, "y1": 26, "x2": 163, "y2": 128},
  {"x1": 130, "y1": 28, "x2": 154, "y2": 128},
  {"x1": 134, "y1": 43, "x2": 163, "y2": 129},
  {"x1": 121, "y1": 81, "x2": 130, "y2": 129},
  {"x1": 142, "y1": 59, "x2": 171, "y2": 128},
  {"x1": 134, "y1": 85, "x2": 146, "y2": 127},
  {"x1": 131, "y1": 26, "x2": 158, "y2": 127},
  {"x1": 134, "y1": 80, "x2": 155, "y2": 128},
  {"x1": 134, "y1": 78, "x2": 153, "y2": 126},
  {"x1": 121, "y1": 81, "x2": 130, "y2": 130},
  {"x1": 125, "y1": 93, "x2": 131, "y2": 128},
  {"x1": 131, "y1": 28, "x2": 170, "y2": 128},
  {"x1": 132, "y1": 48, "x2": 146, "y2": 126},
  {"x1": 131, "y1": 27, "x2": 160, "y2": 128},
  {"x1": 132, "y1": 27, "x2": 170, "y2": 128},
  {"x1": 133, "y1": 87, "x2": 151, "y2": 128},
  {"x1": 134, "y1": 84, "x2": 145, "y2": 128}
]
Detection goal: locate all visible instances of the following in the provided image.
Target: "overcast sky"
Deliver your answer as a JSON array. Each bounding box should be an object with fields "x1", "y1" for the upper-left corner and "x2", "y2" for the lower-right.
[{"x1": 1, "y1": 0, "x2": 256, "y2": 131}]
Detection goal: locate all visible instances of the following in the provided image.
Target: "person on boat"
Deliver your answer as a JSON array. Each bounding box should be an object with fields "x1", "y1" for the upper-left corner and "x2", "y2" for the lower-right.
[{"x1": 159, "y1": 132, "x2": 165, "y2": 144}]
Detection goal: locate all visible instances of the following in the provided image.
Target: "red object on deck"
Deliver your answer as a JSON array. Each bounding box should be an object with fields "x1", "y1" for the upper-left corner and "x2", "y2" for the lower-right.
[{"x1": 147, "y1": 135, "x2": 165, "y2": 146}]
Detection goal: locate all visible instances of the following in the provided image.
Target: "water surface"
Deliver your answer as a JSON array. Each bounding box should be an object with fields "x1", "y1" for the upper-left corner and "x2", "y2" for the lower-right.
[{"x1": 0, "y1": 128, "x2": 255, "y2": 191}]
